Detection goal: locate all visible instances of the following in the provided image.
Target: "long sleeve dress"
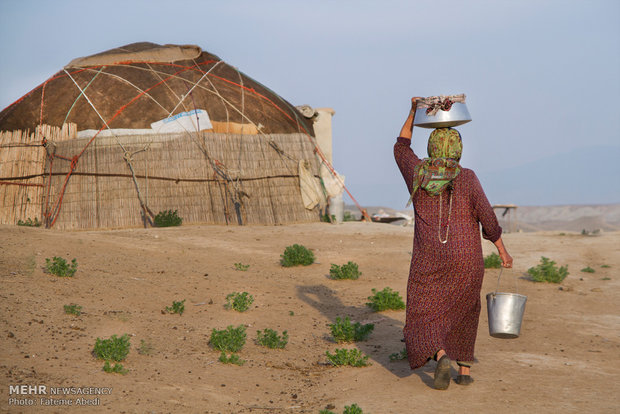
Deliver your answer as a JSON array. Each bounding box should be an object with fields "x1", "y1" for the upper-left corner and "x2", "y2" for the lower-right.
[{"x1": 394, "y1": 136, "x2": 502, "y2": 369}]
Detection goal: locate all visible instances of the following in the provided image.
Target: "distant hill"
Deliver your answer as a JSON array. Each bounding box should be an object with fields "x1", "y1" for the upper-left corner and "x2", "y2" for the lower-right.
[
  {"x1": 345, "y1": 203, "x2": 620, "y2": 232},
  {"x1": 477, "y1": 145, "x2": 620, "y2": 206}
]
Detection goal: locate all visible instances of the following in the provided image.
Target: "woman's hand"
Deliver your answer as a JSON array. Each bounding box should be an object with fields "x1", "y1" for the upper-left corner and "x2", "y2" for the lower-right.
[
  {"x1": 499, "y1": 250, "x2": 513, "y2": 268},
  {"x1": 399, "y1": 97, "x2": 423, "y2": 139},
  {"x1": 493, "y1": 237, "x2": 513, "y2": 268},
  {"x1": 411, "y1": 97, "x2": 423, "y2": 112}
]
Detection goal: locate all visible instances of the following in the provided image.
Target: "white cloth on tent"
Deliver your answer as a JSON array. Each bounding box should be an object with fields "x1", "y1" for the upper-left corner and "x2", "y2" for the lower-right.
[
  {"x1": 320, "y1": 163, "x2": 345, "y2": 198},
  {"x1": 299, "y1": 160, "x2": 324, "y2": 210}
]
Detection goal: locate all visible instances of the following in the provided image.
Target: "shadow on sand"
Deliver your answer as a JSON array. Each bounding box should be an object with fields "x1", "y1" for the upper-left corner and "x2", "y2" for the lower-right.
[{"x1": 296, "y1": 284, "x2": 440, "y2": 388}]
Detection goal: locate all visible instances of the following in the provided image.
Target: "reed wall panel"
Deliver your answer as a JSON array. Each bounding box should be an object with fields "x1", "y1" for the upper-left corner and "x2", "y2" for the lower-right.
[
  {"x1": 39, "y1": 131, "x2": 321, "y2": 229},
  {"x1": 0, "y1": 124, "x2": 75, "y2": 225}
]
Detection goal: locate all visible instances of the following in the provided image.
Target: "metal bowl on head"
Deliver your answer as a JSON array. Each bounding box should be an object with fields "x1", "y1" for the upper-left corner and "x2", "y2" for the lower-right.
[{"x1": 414, "y1": 102, "x2": 472, "y2": 129}]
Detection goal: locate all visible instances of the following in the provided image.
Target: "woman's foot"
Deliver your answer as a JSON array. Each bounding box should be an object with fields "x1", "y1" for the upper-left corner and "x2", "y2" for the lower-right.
[
  {"x1": 454, "y1": 375, "x2": 474, "y2": 386},
  {"x1": 433, "y1": 354, "x2": 451, "y2": 390}
]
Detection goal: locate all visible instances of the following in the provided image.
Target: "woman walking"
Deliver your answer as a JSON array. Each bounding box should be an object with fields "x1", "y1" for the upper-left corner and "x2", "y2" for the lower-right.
[{"x1": 394, "y1": 97, "x2": 513, "y2": 390}]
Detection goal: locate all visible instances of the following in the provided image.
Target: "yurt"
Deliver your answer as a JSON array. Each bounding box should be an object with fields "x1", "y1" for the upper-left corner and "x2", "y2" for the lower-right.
[{"x1": 0, "y1": 42, "x2": 346, "y2": 229}]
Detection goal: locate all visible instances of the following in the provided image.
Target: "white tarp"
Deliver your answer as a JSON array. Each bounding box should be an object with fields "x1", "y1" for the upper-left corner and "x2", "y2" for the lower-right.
[{"x1": 150, "y1": 109, "x2": 213, "y2": 133}]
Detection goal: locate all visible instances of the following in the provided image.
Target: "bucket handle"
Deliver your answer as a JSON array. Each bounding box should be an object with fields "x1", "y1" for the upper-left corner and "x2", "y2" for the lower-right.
[{"x1": 494, "y1": 267, "x2": 518, "y2": 294}]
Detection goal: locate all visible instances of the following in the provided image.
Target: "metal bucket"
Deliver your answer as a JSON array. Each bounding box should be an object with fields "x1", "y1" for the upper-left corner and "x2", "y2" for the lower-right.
[
  {"x1": 486, "y1": 292, "x2": 527, "y2": 338},
  {"x1": 414, "y1": 102, "x2": 472, "y2": 129}
]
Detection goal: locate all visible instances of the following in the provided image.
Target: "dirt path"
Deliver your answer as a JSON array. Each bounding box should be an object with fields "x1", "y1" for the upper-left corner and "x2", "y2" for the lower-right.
[{"x1": 1, "y1": 223, "x2": 618, "y2": 413}]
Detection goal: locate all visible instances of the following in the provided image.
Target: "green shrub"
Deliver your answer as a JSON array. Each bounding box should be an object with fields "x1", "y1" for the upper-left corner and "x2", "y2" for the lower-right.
[
  {"x1": 527, "y1": 257, "x2": 569, "y2": 283},
  {"x1": 103, "y1": 361, "x2": 128, "y2": 375},
  {"x1": 210, "y1": 325, "x2": 246, "y2": 352},
  {"x1": 329, "y1": 262, "x2": 361, "y2": 280},
  {"x1": 154, "y1": 209, "x2": 183, "y2": 227},
  {"x1": 344, "y1": 405, "x2": 364, "y2": 414},
  {"x1": 601, "y1": 264, "x2": 611, "y2": 268},
  {"x1": 256, "y1": 328, "x2": 288, "y2": 349},
  {"x1": 63, "y1": 304, "x2": 82, "y2": 316},
  {"x1": 580, "y1": 266, "x2": 595, "y2": 273},
  {"x1": 164, "y1": 299, "x2": 186, "y2": 315},
  {"x1": 218, "y1": 352, "x2": 245, "y2": 365},
  {"x1": 17, "y1": 217, "x2": 41, "y2": 227},
  {"x1": 389, "y1": 348, "x2": 408, "y2": 361},
  {"x1": 366, "y1": 287, "x2": 405, "y2": 311},
  {"x1": 234, "y1": 262, "x2": 250, "y2": 271},
  {"x1": 45, "y1": 257, "x2": 77, "y2": 277},
  {"x1": 325, "y1": 348, "x2": 369, "y2": 367},
  {"x1": 484, "y1": 252, "x2": 502, "y2": 269},
  {"x1": 225, "y1": 292, "x2": 254, "y2": 312},
  {"x1": 93, "y1": 334, "x2": 131, "y2": 362},
  {"x1": 329, "y1": 317, "x2": 374, "y2": 343},
  {"x1": 280, "y1": 244, "x2": 315, "y2": 267}
]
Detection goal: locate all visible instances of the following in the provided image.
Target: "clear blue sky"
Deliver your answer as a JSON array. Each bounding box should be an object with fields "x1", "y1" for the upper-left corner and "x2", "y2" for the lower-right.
[{"x1": 1, "y1": 0, "x2": 619, "y2": 208}]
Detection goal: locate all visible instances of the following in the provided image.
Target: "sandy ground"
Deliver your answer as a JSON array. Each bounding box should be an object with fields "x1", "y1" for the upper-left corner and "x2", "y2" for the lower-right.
[{"x1": 1, "y1": 222, "x2": 619, "y2": 413}]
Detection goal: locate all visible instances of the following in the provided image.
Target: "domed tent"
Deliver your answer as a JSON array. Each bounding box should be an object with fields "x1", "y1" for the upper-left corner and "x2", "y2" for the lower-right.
[{"x1": 0, "y1": 42, "x2": 344, "y2": 229}]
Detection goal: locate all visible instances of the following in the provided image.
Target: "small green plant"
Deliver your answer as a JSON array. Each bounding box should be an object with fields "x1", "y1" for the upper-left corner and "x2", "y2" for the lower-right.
[
  {"x1": 154, "y1": 209, "x2": 183, "y2": 227},
  {"x1": 225, "y1": 292, "x2": 254, "y2": 312},
  {"x1": 329, "y1": 317, "x2": 374, "y2": 343},
  {"x1": 234, "y1": 262, "x2": 250, "y2": 271},
  {"x1": 218, "y1": 352, "x2": 245, "y2": 365},
  {"x1": 164, "y1": 299, "x2": 186, "y2": 315},
  {"x1": 329, "y1": 262, "x2": 362, "y2": 280},
  {"x1": 289, "y1": 311, "x2": 294, "y2": 316},
  {"x1": 320, "y1": 405, "x2": 365, "y2": 414},
  {"x1": 527, "y1": 257, "x2": 569, "y2": 283},
  {"x1": 325, "y1": 348, "x2": 370, "y2": 367},
  {"x1": 389, "y1": 348, "x2": 408, "y2": 361},
  {"x1": 210, "y1": 325, "x2": 246, "y2": 352},
  {"x1": 344, "y1": 405, "x2": 364, "y2": 414},
  {"x1": 137, "y1": 339, "x2": 153, "y2": 356},
  {"x1": 580, "y1": 266, "x2": 595, "y2": 273},
  {"x1": 484, "y1": 252, "x2": 502, "y2": 269},
  {"x1": 256, "y1": 328, "x2": 288, "y2": 349},
  {"x1": 93, "y1": 334, "x2": 131, "y2": 362},
  {"x1": 45, "y1": 256, "x2": 78, "y2": 277},
  {"x1": 601, "y1": 264, "x2": 611, "y2": 268},
  {"x1": 366, "y1": 287, "x2": 405, "y2": 311},
  {"x1": 17, "y1": 217, "x2": 41, "y2": 227},
  {"x1": 103, "y1": 361, "x2": 128, "y2": 375},
  {"x1": 601, "y1": 277, "x2": 611, "y2": 280},
  {"x1": 63, "y1": 304, "x2": 82, "y2": 316},
  {"x1": 280, "y1": 244, "x2": 315, "y2": 267}
]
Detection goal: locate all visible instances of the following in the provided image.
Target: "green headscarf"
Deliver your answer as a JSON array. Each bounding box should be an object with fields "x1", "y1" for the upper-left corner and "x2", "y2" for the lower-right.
[{"x1": 406, "y1": 128, "x2": 462, "y2": 206}]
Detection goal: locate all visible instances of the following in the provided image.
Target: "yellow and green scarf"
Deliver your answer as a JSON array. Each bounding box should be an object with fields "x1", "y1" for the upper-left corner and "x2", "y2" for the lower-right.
[{"x1": 407, "y1": 128, "x2": 462, "y2": 206}]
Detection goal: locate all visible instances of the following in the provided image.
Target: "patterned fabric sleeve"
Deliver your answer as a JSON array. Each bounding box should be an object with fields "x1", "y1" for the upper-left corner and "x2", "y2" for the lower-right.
[
  {"x1": 394, "y1": 137, "x2": 422, "y2": 194},
  {"x1": 470, "y1": 170, "x2": 502, "y2": 242}
]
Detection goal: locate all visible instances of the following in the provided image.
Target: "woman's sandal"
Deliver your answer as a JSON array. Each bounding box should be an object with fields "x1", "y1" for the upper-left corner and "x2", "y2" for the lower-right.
[
  {"x1": 454, "y1": 375, "x2": 474, "y2": 386},
  {"x1": 433, "y1": 355, "x2": 451, "y2": 390}
]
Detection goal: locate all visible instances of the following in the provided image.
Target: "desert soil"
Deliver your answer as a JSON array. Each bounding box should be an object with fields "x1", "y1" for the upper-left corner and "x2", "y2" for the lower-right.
[{"x1": 1, "y1": 222, "x2": 619, "y2": 413}]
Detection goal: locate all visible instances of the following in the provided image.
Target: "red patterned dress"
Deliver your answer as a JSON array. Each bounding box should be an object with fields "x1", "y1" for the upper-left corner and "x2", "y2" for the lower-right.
[{"x1": 394, "y1": 137, "x2": 502, "y2": 369}]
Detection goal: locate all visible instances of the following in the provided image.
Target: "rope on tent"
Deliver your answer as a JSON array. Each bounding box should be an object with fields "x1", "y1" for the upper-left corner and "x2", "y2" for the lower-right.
[
  {"x1": 165, "y1": 61, "x2": 222, "y2": 119},
  {"x1": 0, "y1": 181, "x2": 44, "y2": 187},
  {"x1": 63, "y1": 67, "x2": 104, "y2": 125}
]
